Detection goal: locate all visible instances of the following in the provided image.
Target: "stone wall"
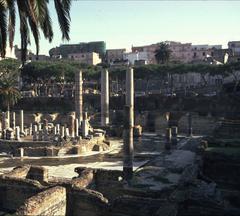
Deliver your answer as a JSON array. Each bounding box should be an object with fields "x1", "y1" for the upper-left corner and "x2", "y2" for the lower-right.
[
  {"x1": 178, "y1": 113, "x2": 218, "y2": 135},
  {"x1": 0, "y1": 140, "x2": 52, "y2": 154},
  {"x1": 69, "y1": 187, "x2": 108, "y2": 216},
  {"x1": 26, "y1": 166, "x2": 48, "y2": 183},
  {"x1": 13, "y1": 94, "x2": 240, "y2": 117},
  {"x1": 75, "y1": 168, "x2": 124, "y2": 201},
  {"x1": 154, "y1": 112, "x2": 218, "y2": 135},
  {"x1": 20, "y1": 147, "x2": 60, "y2": 157},
  {"x1": 0, "y1": 176, "x2": 43, "y2": 212},
  {"x1": 3, "y1": 166, "x2": 30, "y2": 179},
  {"x1": 16, "y1": 186, "x2": 66, "y2": 216}
]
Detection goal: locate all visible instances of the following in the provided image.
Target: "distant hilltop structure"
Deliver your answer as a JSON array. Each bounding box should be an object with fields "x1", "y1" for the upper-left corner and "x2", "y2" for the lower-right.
[{"x1": 49, "y1": 41, "x2": 106, "y2": 60}]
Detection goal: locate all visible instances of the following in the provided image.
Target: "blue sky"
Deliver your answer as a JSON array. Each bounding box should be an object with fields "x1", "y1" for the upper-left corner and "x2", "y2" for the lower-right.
[{"x1": 14, "y1": 1, "x2": 240, "y2": 55}]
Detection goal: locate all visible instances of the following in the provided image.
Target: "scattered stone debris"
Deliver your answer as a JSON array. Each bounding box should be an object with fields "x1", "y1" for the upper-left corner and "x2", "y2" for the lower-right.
[{"x1": 0, "y1": 137, "x2": 238, "y2": 216}]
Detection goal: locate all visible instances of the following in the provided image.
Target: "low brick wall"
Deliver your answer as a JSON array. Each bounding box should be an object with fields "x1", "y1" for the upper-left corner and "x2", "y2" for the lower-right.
[
  {"x1": 0, "y1": 176, "x2": 43, "y2": 211},
  {"x1": 71, "y1": 169, "x2": 94, "y2": 188},
  {"x1": 0, "y1": 140, "x2": 52, "y2": 154},
  {"x1": 20, "y1": 147, "x2": 60, "y2": 157},
  {"x1": 3, "y1": 166, "x2": 30, "y2": 179},
  {"x1": 26, "y1": 166, "x2": 48, "y2": 183},
  {"x1": 70, "y1": 187, "x2": 108, "y2": 216},
  {"x1": 16, "y1": 186, "x2": 66, "y2": 216},
  {"x1": 75, "y1": 168, "x2": 124, "y2": 200}
]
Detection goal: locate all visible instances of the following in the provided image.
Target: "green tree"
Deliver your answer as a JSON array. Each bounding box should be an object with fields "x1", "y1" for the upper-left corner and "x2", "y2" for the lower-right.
[
  {"x1": 155, "y1": 42, "x2": 172, "y2": 64},
  {"x1": 0, "y1": 60, "x2": 21, "y2": 110},
  {"x1": 0, "y1": 0, "x2": 71, "y2": 63}
]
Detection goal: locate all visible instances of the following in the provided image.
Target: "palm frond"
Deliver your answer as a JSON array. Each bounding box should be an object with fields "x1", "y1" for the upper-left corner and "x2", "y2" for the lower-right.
[
  {"x1": 62, "y1": 0, "x2": 71, "y2": 17},
  {"x1": 7, "y1": 0, "x2": 16, "y2": 50},
  {"x1": 28, "y1": 15, "x2": 40, "y2": 56},
  {"x1": 0, "y1": 0, "x2": 7, "y2": 7},
  {"x1": 54, "y1": 0, "x2": 71, "y2": 41},
  {"x1": 17, "y1": 0, "x2": 30, "y2": 63},
  {"x1": 0, "y1": 2, "x2": 7, "y2": 57},
  {"x1": 33, "y1": 0, "x2": 47, "y2": 22},
  {"x1": 39, "y1": 1, "x2": 53, "y2": 42}
]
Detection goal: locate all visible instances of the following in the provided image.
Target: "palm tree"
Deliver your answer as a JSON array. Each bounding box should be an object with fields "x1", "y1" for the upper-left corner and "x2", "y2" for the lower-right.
[
  {"x1": 0, "y1": 0, "x2": 71, "y2": 63},
  {"x1": 155, "y1": 42, "x2": 172, "y2": 64},
  {"x1": 0, "y1": 72, "x2": 21, "y2": 111}
]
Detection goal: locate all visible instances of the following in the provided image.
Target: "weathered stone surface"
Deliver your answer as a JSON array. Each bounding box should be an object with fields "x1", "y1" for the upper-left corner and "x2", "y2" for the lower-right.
[
  {"x1": 16, "y1": 186, "x2": 66, "y2": 216},
  {"x1": 26, "y1": 166, "x2": 48, "y2": 183},
  {"x1": 70, "y1": 187, "x2": 108, "y2": 216},
  {"x1": 72, "y1": 169, "x2": 94, "y2": 188},
  {"x1": 3, "y1": 166, "x2": 30, "y2": 179},
  {"x1": 0, "y1": 175, "x2": 43, "y2": 211}
]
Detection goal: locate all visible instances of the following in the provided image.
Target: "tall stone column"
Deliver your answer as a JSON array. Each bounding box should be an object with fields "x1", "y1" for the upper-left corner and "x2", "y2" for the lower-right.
[
  {"x1": 15, "y1": 126, "x2": 20, "y2": 141},
  {"x1": 101, "y1": 69, "x2": 109, "y2": 126},
  {"x1": 188, "y1": 112, "x2": 193, "y2": 137},
  {"x1": 56, "y1": 124, "x2": 60, "y2": 134},
  {"x1": 171, "y1": 126, "x2": 178, "y2": 145},
  {"x1": 1, "y1": 112, "x2": 6, "y2": 139},
  {"x1": 82, "y1": 112, "x2": 89, "y2": 138},
  {"x1": 123, "y1": 67, "x2": 134, "y2": 180},
  {"x1": 11, "y1": 112, "x2": 16, "y2": 130},
  {"x1": 6, "y1": 111, "x2": 10, "y2": 129},
  {"x1": 165, "y1": 128, "x2": 172, "y2": 150},
  {"x1": 43, "y1": 126, "x2": 49, "y2": 141},
  {"x1": 69, "y1": 115, "x2": 75, "y2": 137},
  {"x1": 60, "y1": 126, "x2": 65, "y2": 138},
  {"x1": 75, "y1": 70, "x2": 83, "y2": 125},
  {"x1": 20, "y1": 110, "x2": 24, "y2": 134},
  {"x1": 33, "y1": 125, "x2": 38, "y2": 141},
  {"x1": 75, "y1": 118, "x2": 79, "y2": 137}
]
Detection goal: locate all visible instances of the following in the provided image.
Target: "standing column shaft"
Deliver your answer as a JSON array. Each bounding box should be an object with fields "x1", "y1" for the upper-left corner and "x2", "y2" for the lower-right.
[
  {"x1": 101, "y1": 69, "x2": 109, "y2": 126},
  {"x1": 75, "y1": 118, "x2": 79, "y2": 137},
  {"x1": 165, "y1": 128, "x2": 172, "y2": 150},
  {"x1": 188, "y1": 112, "x2": 193, "y2": 137},
  {"x1": 82, "y1": 112, "x2": 89, "y2": 138},
  {"x1": 75, "y1": 71, "x2": 83, "y2": 124},
  {"x1": 171, "y1": 126, "x2": 178, "y2": 145},
  {"x1": 15, "y1": 126, "x2": 20, "y2": 141},
  {"x1": 1, "y1": 112, "x2": 6, "y2": 139},
  {"x1": 123, "y1": 68, "x2": 134, "y2": 180},
  {"x1": 11, "y1": 112, "x2": 16, "y2": 130},
  {"x1": 6, "y1": 111, "x2": 10, "y2": 129},
  {"x1": 69, "y1": 115, "x2": 75, "y2": 137},
  {"x1": 20, "y1": 110, "x2": 24, "y2": 134}
]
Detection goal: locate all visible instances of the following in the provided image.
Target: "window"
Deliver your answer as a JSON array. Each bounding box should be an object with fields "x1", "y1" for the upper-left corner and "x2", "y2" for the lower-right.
[
  {"x1": 193, "y1": 52, "x2": 197, "y2": 58},
  {"x1": 203, "y1": 52, "x2": 205, "y2": 56}
]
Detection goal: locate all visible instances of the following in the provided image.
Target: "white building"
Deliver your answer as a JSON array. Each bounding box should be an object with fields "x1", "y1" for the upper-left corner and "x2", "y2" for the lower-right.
[
  {"x1": 123, "y1": 51, "x2": 149, "y2": 65},
  {"x1": 68, "y1": 52, "x2": 102, "y2": 65}
]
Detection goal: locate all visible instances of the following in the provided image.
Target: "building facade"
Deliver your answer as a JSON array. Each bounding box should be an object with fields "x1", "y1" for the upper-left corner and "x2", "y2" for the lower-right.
[
  {"x1": 131, "y1": 41, "x2": 224, "y2": 64},
  {"x1": 49, "y1": 41, "x2": 106, "y2": 60},
  {"x1": 68, "y1": 52, "x2": 102, "y2": 65},
  {"x1": 106, "y1": 49, "x2": 126, "y2": 63},
  {"x1": 124, "y1": 51, "x2": 149, "y2": 65}
]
